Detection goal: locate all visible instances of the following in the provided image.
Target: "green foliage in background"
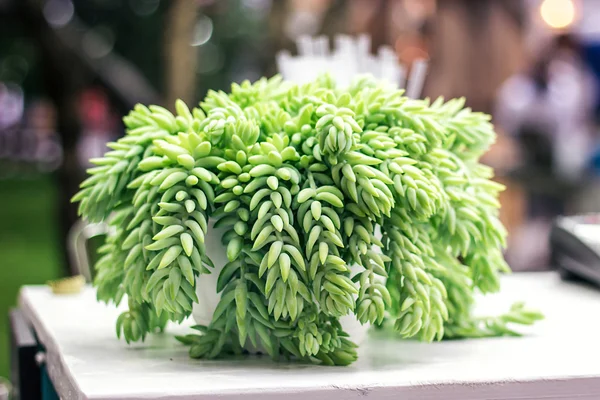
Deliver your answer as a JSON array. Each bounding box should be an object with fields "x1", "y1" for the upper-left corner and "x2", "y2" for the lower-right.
[
  {"x1": 0, "y1": 178, "x2": 62, "y2": 378},
  {"x1": 73, "y1": 75, "x2": 542, "y2": 366}
]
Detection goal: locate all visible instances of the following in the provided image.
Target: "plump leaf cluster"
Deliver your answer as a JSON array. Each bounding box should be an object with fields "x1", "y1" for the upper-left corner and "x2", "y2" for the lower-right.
[{"x1": 73, "y1": 75, "x2": 542, "y2": 365}]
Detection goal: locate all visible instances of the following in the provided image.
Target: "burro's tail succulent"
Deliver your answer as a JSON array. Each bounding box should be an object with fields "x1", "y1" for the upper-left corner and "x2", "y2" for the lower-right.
[{"x1": 73, "y1": 75, "x2": 542, "y2": 365}]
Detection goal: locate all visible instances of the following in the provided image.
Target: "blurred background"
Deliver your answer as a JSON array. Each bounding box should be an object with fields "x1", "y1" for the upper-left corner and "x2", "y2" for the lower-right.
[{"x1": 1, "y1": 0, "x2": 600, "y2": 378}]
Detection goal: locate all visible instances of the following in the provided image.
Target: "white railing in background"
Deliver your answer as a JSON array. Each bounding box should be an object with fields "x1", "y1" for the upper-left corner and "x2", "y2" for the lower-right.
[{"x1": 276, "y1": 34, "x2": 428, "y2": 98}]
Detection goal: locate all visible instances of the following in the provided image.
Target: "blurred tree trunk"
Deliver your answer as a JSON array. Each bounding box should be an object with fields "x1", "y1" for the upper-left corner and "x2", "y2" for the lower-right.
[
  {"x1": 365, "y1": 0, "x2": 389, "y2": 52},
  {"x1": 17, "y1": 0, "x2": 86, "y2": 276},
  {"x1": 423, "y1": 0, "x2": 526, "y2": 114},
  {"x1": 164, "y1": 0, "x2": 200, "y2": 107}
]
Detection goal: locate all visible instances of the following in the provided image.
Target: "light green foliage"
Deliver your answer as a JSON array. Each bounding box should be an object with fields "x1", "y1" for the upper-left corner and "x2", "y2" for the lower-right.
[{"x1": 73, "y1": 75, "x2": 541, "y2": 365}]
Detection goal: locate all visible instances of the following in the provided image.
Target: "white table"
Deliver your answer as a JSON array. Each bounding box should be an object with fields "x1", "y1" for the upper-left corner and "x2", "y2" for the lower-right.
[{"x1": 18, "y1": 272, "x2": 600, "y2": 400}]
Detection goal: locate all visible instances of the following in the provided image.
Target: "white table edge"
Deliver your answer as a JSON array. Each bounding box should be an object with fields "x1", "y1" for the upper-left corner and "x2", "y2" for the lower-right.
[{"x1": 17, "y1": 273, "x2": 600, "y2": 400}]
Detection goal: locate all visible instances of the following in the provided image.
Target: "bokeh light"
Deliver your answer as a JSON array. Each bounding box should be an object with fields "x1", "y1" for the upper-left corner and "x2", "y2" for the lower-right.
[
  {"x1": 129, "y1": 0, "x2": 160, "y2": 17},
  {"x1": 82, "y1": 26, "x2": 115, "y2": 59},
  {"x1": 191, "y1": 15, "x2": 214, "y2": 47},
  {"x1": 241, "y1": 0, "x2": 271, "y2": 13},
  {"x1": 43, "y1": 0, "x2": 74, "y2": 27},
  {"x1": 540, "y1": 0, "x2": 577, "y2": 30},
  {"x1": 196, "y1": 42, "x2": 223, "y2": 74}
]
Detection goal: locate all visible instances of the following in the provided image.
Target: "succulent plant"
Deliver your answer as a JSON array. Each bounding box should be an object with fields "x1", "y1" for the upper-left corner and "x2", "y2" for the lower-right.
[{"x1": 73, "y1": 74, "x2": 542, "y2": 366}]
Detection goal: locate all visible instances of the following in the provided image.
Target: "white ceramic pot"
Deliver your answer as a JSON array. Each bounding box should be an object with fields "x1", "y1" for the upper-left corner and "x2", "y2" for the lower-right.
[{"x1": 192, "y1": 220, "x2": 371, "y2": 346}]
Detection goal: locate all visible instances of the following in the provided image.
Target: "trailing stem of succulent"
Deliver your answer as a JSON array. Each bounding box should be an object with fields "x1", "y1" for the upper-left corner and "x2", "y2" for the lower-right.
[{"x1": 73, "y1": 74, "x2": 542, "y2": 365}]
